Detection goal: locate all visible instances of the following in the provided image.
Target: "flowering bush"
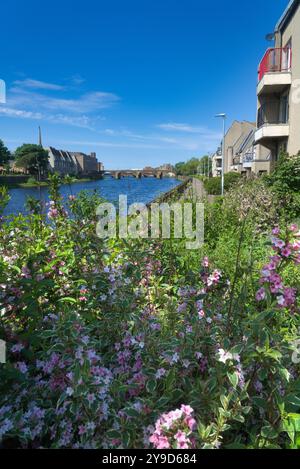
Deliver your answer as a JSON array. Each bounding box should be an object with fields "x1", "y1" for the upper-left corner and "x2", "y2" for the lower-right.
[{"x1": 0, "y1": 180, "x2": 300, "y2": 449}]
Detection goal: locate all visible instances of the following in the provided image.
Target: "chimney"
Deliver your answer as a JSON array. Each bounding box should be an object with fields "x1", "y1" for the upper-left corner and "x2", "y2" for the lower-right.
[{"x1": 91, "y1": 152, "x2": 96, "y2": 159}]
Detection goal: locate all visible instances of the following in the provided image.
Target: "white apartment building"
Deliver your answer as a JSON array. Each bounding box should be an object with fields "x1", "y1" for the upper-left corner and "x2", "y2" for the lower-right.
[{"x1": 255, "y1": 0, "x2": 300, "y2": 164}]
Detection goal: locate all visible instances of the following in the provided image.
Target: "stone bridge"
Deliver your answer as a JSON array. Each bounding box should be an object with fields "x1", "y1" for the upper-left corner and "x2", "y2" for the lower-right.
[{"x1": 102, "y1": 169, "x2": 175, "y2": 179}]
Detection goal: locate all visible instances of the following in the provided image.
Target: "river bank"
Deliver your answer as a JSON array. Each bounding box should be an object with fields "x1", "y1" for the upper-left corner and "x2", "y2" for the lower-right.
[{"x1": 0, "y1": 175, "x2": 103, "y2": 189}]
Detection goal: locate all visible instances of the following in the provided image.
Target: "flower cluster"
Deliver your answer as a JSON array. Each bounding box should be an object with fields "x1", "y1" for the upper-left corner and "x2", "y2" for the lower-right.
[
  {"x1": 256, "y1": 224, "x2": 300, "y2": 310},
  {"x1": 149, "y1": 405, "x2": 197, "y2": 449}
]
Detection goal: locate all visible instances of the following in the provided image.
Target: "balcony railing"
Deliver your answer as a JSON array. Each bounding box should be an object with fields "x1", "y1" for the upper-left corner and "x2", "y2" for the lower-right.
[
  {"x1": 257, "y1": 99, "x2": 289, "y2": 128},
  {"x1": 258, "y1": 47, "x2": 292, "y2": 82},
  {"x1": 243, "y1": 152, "x2": 254, "y2": 163}
]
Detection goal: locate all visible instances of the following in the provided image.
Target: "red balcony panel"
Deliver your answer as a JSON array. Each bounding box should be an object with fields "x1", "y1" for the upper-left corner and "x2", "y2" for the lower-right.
[{"x1": 258, "y1": 48, "x2": 292, "y2": 82}]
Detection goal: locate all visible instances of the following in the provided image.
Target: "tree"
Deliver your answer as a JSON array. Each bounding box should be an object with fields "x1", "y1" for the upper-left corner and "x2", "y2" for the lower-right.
[
  {"x1": 197, "y1": 155, "x2": 212, "y2": 176},
  {"x1": 0, "y1": 139, "x2": 11, "y2": 166},
  {"x1": 175, "y1": 156, "x2": 211, "y2": 176},
  {"x1": 175, "y1": 162, "x2": 185, "y2": 175},
  {"x1": 14, "y1": 144, "x2": 49, "y2": 178}
]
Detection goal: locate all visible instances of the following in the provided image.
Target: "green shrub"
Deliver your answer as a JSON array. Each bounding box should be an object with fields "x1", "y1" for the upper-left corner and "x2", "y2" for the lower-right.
[
  {"x1": 204, "y1": 172, "x2": 241, "y2": 195},
  {"x1": 266, "y1": 153, "x2": 300, "y2": 220}
]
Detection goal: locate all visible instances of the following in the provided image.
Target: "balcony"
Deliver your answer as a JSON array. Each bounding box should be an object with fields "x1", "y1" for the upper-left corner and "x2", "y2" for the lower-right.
[
  {"x1": 257, "y1": 48, "x2": 292, "y2": 96},
  {"x1": 242, "y1": 152, "x2": 254, "y2": 169},
  {"x1": 255, "y1": 99, "x2": 289, "y2": 146}
]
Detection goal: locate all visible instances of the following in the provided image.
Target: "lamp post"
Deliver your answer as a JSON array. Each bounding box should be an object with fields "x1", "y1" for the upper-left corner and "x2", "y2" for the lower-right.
[{"x1": 215, "y1": 113, "x2": 226, "y2": 196}]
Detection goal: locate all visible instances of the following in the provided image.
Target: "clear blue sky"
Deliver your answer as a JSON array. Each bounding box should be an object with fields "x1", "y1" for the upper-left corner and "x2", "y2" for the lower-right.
[{"x1": 0, "y1": 0, "x2": 289, "y2": 169}]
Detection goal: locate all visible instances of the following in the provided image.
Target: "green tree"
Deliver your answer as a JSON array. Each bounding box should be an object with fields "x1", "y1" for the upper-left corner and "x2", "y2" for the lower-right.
[
  {"x1": 197, "y1": 155, "x2": 212, "y2": 176},
  {"x1": 14, "y1": 144, "x2": 49, "y2": 178},
  {"x1": 175, "y1": 162, "x2": 185, "y2": 175},
  {"x1": 204, "y1": 172, "x2": 241, "y2": 195},
  {"x1": 175, "y1": 156, "x2": 212, "y2": 176},
  {"x1": 0, "y1": 139, "x2": 11, "y2": 166}
]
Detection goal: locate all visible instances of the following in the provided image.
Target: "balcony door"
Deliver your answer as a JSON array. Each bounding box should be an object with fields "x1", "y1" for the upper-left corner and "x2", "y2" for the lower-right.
[
  {"x1": 279, "y1": 93, "x2": 289, "y2": 124},
  {"x1": 282, "y1": 38, "x2": 292, "y2": 71}
]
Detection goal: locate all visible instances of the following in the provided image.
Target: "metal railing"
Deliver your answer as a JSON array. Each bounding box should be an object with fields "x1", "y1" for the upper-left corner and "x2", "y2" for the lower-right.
[
  {"x1": 257, "y1": 99, "x2": 289, "y2": 128},
  {"x1": 243, "y1": 152, "x2": 255, "y2": 163},
  {"x1": 258, "y1": 47, "x2": 292, "y2": 82}
]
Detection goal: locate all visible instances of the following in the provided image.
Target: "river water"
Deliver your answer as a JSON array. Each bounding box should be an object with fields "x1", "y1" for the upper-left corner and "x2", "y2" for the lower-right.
[{"x1": 3, "y1": 177, "x2": 180, "y2": 215}]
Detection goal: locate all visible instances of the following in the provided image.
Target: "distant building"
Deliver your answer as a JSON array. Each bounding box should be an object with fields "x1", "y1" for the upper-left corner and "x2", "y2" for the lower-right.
[
  {"x1": 158, "y1": 163, "x2": 175, "y2": 172},
  {"x1": 47, "y1": 147, "x2": 78, "y2": 175},
  {"x1": 47, "y1": 147, "x2": 103, "y2": 176},
  {"x1": 70, "y1": 151, "x2": 99, "y2": 175},
  {"x1": 212, "y1": 121, "x2": 270, "y2": 177},
  {"x1": 97, "y1": 161, "x2": 104, "y2": 172},
  {"x1": 232, "y1": 129, "x2": 271, "y2": 176},
  {"x1": 143, "y1": 166, "x2": 155, "y2": 171}
]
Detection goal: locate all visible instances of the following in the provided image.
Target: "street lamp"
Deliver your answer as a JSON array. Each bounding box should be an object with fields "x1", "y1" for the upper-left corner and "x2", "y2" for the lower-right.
[{"x1": 215, "y1": 113, "x2": 226, "y2": 196}]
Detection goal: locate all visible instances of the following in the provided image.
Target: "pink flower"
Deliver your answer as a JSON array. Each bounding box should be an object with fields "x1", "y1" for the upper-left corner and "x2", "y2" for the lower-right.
[
  {"x1": 256, "y1": 287, "x2": 266, "y2": 301},
  {"x1": 78, "y1": 425, "x2": 86, "y2": 435},
  {"x1": 272, "y1": 226, "x2": 280, "y2": 235},
  {"x1": 156, "y1": 436, "x2": 170, "y2": 449},
  {"x1": 21, "y1": 266, "x2": 32, "y2": 279},
  {"x1": 185, "y1": 416, "x2": 197, "y2": 431},
  {"x1": 281, "y1": 247, "x2": 292, "y2": 258},
  {"x1": 271, "y1": 237, "x2": 285, "y2": 249},
  {"x1": 289, "y1": 224, "x2": 298, "y2": 233}
]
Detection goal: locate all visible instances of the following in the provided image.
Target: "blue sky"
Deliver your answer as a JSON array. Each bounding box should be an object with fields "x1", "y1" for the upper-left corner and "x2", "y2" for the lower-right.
[{"x1": 0, "y1": 0, "x2": 289, "y2": 169}]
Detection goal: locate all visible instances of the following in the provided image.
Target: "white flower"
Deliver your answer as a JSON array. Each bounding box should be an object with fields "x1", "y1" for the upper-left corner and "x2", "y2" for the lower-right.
[
  {"x1": 277, "y1": 295, "x2": 285, "y2": 306},
  {"x1": 217, "y1": 348, "x2": 240, "y2": 364}
]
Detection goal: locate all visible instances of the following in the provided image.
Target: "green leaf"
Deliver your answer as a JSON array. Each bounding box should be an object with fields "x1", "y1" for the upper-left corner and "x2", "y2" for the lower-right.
[
  {"x1": 58, "y1": 297, "x2": 78, "y2": 304},
  {"x1": 106, "y1": 430, "x2": 122, "y2": 440},
  {"x1": 225, "y1": 443, "x2": 247, "y2": 449},
  {"x1": 146, "y1": 379, "x2": 157, "y2": 393},
  {"x1": 56, "y1": 392, "x2": 67, "y2": 409},
  {"x1": 227, "y1": 371, "x2": 239, "y2": 388},
  {"x1": 220, "y1": 394, "x2": 229, "y2": 410},
  {"x1": 252, "y1": 397, "x2": 267, "y2": 409},
  {"x1": 261, "y1": 425, "x2": 278, "y2": 440},
  {"x1": 285, "y1": 394, "x2": 300, "y2": 408},
  {"x1": 125, "y1": 408, "x2": 140, "y2": 418},
  {"x1": 122, "y1": 431, "x2": 131, "y2": 447},
  {"x1": 233, "y1": 414, "x2": 245, "y2": 423}
]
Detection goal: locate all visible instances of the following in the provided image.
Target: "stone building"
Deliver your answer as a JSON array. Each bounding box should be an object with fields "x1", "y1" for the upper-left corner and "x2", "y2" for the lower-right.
[{"x1": 47, "y1": 147, "x2": 103, "y2": 176}]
